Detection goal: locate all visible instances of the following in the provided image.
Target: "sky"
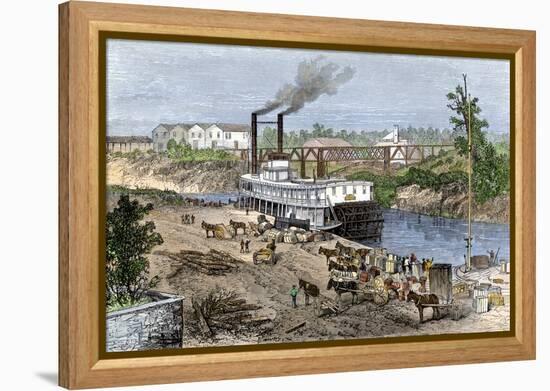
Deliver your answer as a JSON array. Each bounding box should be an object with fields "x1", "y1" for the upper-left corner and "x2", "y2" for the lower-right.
[{"x1": 106, "y1": 39, "x2": 510, "y2": 137}]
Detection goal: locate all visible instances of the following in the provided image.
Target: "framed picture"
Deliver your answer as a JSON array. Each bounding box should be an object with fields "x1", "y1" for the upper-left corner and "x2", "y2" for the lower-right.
[{"x1": 59, "y1": 1, "x2": 536, "y2": 389}]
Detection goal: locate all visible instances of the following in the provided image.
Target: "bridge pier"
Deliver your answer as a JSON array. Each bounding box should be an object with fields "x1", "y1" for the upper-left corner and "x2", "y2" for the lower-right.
[
  {"x1": 383, "y1": 146, "x2": 390, "y2": 172},
  {"x1": 300, "y1": 150, "x2": 306, "y2": 178}
]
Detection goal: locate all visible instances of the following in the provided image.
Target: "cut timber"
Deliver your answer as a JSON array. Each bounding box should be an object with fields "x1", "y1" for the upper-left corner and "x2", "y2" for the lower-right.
[
  {"x1": 157, "y1": 249, "x2": 243, "y2": 276},
  {"x1": 285, "y1": 321, "x2": 306, "y2": 334},
  {"x1": 191, "y1": 297, "x2": 213, "y2": 337}
]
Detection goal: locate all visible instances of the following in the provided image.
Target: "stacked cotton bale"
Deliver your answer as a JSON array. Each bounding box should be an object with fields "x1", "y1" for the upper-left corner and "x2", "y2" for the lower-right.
[
  {"x1": 283, "y1": 230, "x2": 298, "y2": 244},
  {"x1": 258, "y1": 221, "x2": 273, "y2": 234},
  {"x1": 295, "y1": 232, "x2": 308, "y2": 243},
  {"x1": 267, "y1": 228, "x2": 284, "y2": 243}
]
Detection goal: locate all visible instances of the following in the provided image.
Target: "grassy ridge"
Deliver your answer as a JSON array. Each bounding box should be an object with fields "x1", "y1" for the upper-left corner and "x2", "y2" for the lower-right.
[
  {"x1": 347, "y1": 150, "x2": 468, "y2": 208},
  {"x1": 108, "y1": 185, "x2": 185, "y2": 206}
]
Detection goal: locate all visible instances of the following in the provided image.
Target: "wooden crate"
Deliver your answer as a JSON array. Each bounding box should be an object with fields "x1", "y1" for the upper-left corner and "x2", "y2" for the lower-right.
[{"x1": 488, "y1": 292, "x2": 505, "y2": 307}]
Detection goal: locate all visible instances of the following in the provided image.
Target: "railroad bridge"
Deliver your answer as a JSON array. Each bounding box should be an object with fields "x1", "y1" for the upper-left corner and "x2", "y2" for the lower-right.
[{"x1": 236, "y1": 143, "x2": 454, "y2": 178}]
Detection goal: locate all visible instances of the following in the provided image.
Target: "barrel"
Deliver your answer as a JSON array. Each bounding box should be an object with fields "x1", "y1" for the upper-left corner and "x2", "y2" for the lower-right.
[{"x1": 385, "y1": 259, "x2": 396, "y2": 274}]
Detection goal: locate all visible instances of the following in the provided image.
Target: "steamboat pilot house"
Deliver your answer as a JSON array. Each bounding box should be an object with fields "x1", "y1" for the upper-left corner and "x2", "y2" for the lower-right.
[{"x1": 238, "y1": 152, "x2": 375, "y2": 230}]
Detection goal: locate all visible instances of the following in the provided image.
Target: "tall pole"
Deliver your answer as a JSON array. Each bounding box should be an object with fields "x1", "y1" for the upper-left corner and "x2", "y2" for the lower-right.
[{"x1": 466, "y1": 92, "x2": 473, "y2": 272}]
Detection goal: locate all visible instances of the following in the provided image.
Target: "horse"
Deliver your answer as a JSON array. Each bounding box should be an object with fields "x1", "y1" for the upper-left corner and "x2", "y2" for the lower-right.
[
  {"x1": 328, "y1": 257, "x2": 358, "y2": 273},
  {"x1": 201, "y1": 221, "x2": 217, "y2": 238},
  {"x1": 299, "y1": 279, "x2": 320, "y2": 306},
  {"x1": 335, "y1": 241, "x2": 357, "y2": 258},
  {"x1": 318, "y1": 246, "x2": 340, "y2": 265},
  {"x1": 229, "y1": 219, "x2": 247, "y2": 235},
  {"x1": 326, "y1": 278, "x2": 359, "y2": 305},
  {"x1": 407, "y1": 291, "x2": 440, "y2": 322}
]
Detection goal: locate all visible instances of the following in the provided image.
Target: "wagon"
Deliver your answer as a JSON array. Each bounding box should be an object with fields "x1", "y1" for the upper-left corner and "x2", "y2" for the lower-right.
[
  {"x1": 329, "y1": 273, "x2": 390, "y2": 307},
  {"x1": 214, "y1": 224, "x2": 230, "y2": 240},
  {"x1": 417, "y1": 263, "x2": 462, "y2": 321},
  {"x1": 361, "y1": 276, "x2": 390, "y2": 306},
  {"x1": 252, "y1": 248, "x2": 276, "y2": 265}
]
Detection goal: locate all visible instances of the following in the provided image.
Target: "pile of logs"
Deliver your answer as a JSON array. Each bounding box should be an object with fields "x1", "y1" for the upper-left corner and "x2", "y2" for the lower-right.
[
  {"x1": 192, "y1": 289, "x2": 273, "y2": 337},
  {"x1": 157, "y1": 249, "x2": 243, "y2": 276}
]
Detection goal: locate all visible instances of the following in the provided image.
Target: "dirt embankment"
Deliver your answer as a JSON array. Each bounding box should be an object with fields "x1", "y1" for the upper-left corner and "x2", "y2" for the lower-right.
[
  {"x1": 107, "y1": 155, "x2": 246, "y2": 193},
  {"x1": 392, "y1": 183, "x2": 509, "y2": 224}
]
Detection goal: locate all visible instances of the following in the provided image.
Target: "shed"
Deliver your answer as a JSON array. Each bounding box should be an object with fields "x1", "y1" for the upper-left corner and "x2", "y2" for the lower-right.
[{"x1": 429, "y1": 263, "x2": 453, "y2": 304}]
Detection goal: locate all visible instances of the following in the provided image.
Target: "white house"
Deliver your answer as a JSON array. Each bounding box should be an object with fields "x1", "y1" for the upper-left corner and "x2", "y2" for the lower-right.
[
  {"x1": 375, "y1": 124, "x2": 410, "y2": 161},
  {"x1": 152, "y1": 122, "x2": 249, "y2": 152}
]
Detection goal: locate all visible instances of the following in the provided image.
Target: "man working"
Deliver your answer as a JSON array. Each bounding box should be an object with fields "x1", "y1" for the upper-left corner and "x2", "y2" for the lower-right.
[{"x1": 289, "y1": 285, "x2": 298, "y2": 308}]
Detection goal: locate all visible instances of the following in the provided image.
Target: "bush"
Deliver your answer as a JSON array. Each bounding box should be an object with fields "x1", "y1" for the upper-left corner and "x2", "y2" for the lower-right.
[
  {"x1": 348, "y1": 168, "x2": 467, "y2": 207},
  {"x1": 106, "y1": 195, "x2": 163, "y2": 307},
  {"x1": 108, "y1": 185, "x2": 185, "y2": 206},
  {"x1": 166, "y1": 141, "x2": 236, "y2": 162}
]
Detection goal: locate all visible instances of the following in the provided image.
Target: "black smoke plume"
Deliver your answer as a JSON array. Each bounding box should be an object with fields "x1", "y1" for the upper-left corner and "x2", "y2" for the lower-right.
[{"x1": 254, "y1": 56, "x2": 355, "y2": 116}]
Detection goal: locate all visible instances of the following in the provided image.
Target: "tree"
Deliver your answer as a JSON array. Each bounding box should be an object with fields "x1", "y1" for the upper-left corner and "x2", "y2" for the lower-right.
[
  {"x1": 166, "y1": 138, "x2": 178, "y2": 151},
  {"x1": 446, "y1": 74, "x2": 489, "y2": 161},
  {"x1": 106, "y1": 194, "x2": 164, "y2": 306},
  {"x1": 447, "y1": 74, "x2": 509, "y2": 203}
]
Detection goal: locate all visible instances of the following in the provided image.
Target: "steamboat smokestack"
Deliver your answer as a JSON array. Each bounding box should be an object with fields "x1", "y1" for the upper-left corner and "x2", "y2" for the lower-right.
[
  {"x1": 251, "y1": 113, "x2": 258, "y2": 174},
  {"x1": 277, "y1": 113, "x2": 284, "y2": 153}
]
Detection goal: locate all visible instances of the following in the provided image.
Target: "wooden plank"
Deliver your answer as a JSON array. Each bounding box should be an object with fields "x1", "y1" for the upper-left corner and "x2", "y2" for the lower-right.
[{"x1": 285, "y1": 321, "x2": 307, "y2": 334}]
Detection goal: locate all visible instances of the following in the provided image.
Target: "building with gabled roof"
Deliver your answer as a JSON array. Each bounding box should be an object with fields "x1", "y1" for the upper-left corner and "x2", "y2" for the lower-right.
[{"x1": 152, "y1": 122, "x2": 250, "y2": 152}]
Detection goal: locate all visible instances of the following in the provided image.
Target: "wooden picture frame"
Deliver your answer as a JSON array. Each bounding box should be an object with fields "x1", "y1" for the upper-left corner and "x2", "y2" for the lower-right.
[{"x1": 59, "y1": 1, "x2": 536, "y2": 389}]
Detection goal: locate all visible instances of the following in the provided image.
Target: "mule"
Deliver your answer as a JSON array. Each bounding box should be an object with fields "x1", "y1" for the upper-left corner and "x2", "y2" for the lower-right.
[
  {"x1": 299, "y1": 279, "x2": 320, "y2": 306},
  {"x1": 335, "y1": 241, "x2": 357, "y2": 258},
  {"x1": 229, "y1": 219, "x2": 247, "y2": 235},
  {"x1": 407, "y1": 291, "x2": 440, "y2": 322},
  {"x1": 318, "y1": 246, "x2": 339, "y2": 265},
  {"x1": 326, "y1": 278, "x2": 359, "y2": 305},
  {"x1": 201, "y1": 221, "x2": 217, "y2": 238}
]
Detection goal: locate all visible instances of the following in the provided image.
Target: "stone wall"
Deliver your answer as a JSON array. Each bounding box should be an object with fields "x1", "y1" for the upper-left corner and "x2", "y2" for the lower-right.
[{"x1": 106, "y1": 291, "x2": 184, "y2": 352}]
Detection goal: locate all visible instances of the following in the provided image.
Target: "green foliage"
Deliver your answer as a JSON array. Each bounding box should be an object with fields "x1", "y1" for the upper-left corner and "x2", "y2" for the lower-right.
[
  {"x1": 348, "y1": 167, "x2": 467, "y2": 208},
  {"x1": 258, "y1": 124, "x2": 453, "y2": 149},
  {"x1": 106, "y1": 194, "x2": 163, "y2": 307},
  {"x1": 166, "y1": 140, "x2": 235, "y2": 161},
  {"x1": 108, "y1": 185, "x2": 185, "y2": 206},
  {"x1": 109, "y1": 149, "x2": 144, "y2": 161},
  {"x1": 446, "y1": 76, "x2": 510, "y2": 203},
  {"x1": 107, "y1": 296, "x2": 151, "y2": 312}
]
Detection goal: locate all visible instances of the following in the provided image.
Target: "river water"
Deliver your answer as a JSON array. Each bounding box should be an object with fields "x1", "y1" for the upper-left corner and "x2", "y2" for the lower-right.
[
  {"x1": 181, "y1": 193, "x2": 510, "y2": 267},
  {"x1": 361, "y1": 209, "x2": 510, "y2": 266}
]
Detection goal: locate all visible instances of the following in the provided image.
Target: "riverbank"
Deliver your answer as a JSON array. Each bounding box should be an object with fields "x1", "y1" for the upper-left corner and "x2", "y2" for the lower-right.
[
  {"x1": 107, "y1": 154, "x2": 246, "y2": 193},
  {"x1": 107, "y1": 154, "x2": 509, "y2": 223},
  {"x1": 107, "y1": 191, "x2": 510, "y2": 348},
  {"x1": 392, "y1": 184, "x2": 509, "y2": 224}
]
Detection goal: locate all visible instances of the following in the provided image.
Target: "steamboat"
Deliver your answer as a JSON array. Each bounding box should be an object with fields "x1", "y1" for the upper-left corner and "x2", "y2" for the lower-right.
[{"x1": 238, "y1": 113, "x2": 384, "y2": 240}]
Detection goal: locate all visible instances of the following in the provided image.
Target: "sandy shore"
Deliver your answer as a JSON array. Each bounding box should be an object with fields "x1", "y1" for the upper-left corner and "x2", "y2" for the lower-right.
[{"x1": 109, "y1": 195, "x2": 510, "y2": 348}]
